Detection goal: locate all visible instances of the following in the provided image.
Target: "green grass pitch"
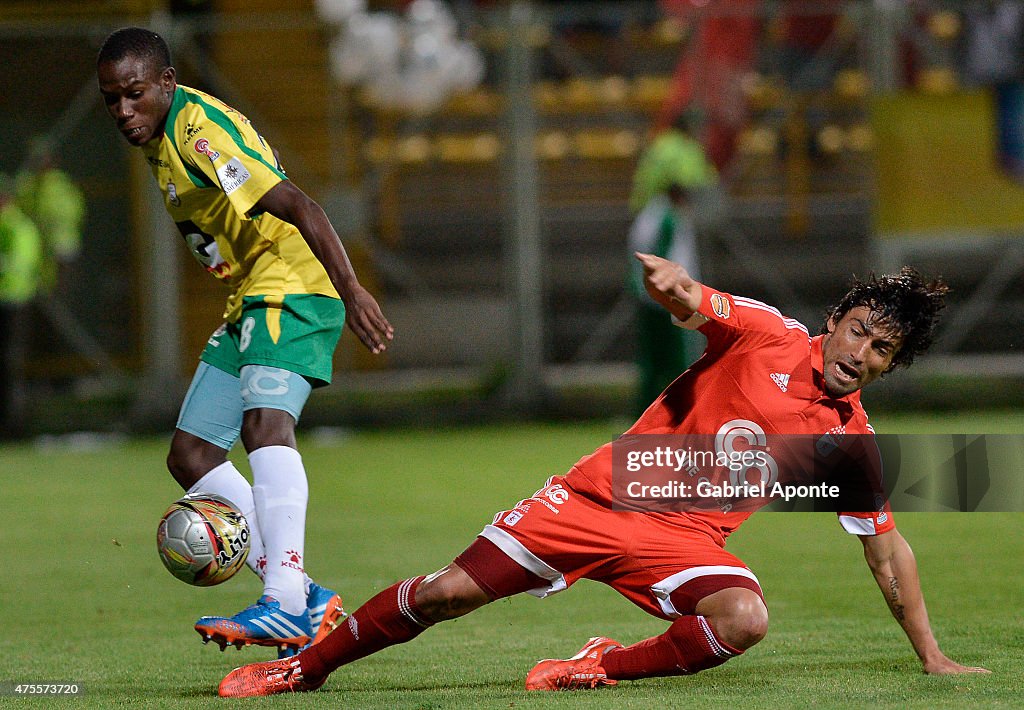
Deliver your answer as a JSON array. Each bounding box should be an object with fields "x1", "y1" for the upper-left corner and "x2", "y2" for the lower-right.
[{"x1": 1, "y1": 411, "x2": 1021, "y2": 708}]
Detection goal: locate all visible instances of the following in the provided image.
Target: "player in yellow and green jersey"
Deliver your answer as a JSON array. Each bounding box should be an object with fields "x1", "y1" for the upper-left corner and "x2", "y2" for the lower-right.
[{"x1": 97, "y1": 27, "x2": 393, "y2": 655}]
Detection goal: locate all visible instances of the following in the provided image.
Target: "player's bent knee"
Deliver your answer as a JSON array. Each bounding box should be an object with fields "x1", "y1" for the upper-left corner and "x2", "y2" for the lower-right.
[
  {"x1": 167, "y1": 430, "x2": 228, "y2": 489},
  {"x1": 725, "y1": 605, "x2": 768, "y2": 650},
  {"x1": 414, "y1": 564, "x2": 490, "y2": 622},
  {"x1": 696, "y1": 587, "x2": 769, "y2": 651},
  {"x1": 730, "y1": 602, "x2": 769, "y2": 649},
  {"x1": 708, "y1": 611, "x2": 768, "y2": 652}
]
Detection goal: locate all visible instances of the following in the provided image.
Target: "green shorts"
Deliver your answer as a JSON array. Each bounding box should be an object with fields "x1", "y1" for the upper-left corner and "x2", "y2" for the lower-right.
[{"x1": 200, "y1": 294, "x2": 344, "y2": 388}]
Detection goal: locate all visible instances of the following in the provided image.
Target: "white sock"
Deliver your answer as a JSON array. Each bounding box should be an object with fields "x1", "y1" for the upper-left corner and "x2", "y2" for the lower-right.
[
  {"x1": 249, "y1": 445, "x2": 309, "y2": 616},
  {"x1": 187, "y1": 461, "x2": 267, "y2": 581}
]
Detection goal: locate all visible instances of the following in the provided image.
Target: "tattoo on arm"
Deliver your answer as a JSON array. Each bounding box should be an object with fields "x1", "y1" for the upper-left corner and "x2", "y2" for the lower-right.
[{"x1": 888, "y1": 576, "x2": 906, "y2": 622}]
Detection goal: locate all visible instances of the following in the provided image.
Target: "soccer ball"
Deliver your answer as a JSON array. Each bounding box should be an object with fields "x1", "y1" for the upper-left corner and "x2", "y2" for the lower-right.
[{"x1": 156, "y1": 493, "x2": 250, "y2": 586}]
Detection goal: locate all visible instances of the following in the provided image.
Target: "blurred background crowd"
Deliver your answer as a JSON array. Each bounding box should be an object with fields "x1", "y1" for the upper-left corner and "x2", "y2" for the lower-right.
[{"x1": 1, "y1": 0, "x2": 1023, "y2": 437}]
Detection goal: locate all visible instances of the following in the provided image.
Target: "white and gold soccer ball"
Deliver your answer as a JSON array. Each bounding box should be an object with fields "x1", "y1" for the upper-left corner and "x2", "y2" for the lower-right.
[{"x1": 156, "y1": 494, "x2": 250, "y2": 586}]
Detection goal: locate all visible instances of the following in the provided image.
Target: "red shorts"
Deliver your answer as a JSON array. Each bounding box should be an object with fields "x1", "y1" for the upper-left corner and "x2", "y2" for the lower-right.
[{"x1": 458, "y1": 476, "x2": 763, "y2": 621}]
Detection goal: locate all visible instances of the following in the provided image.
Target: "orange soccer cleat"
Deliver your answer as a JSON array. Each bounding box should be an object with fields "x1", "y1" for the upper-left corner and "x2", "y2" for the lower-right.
[
  {"x1": 524, "y1": 636, "x2": 624, "y2": 690},
  {"x1": 218, "y1": 656, "x2": 325, "y2": 698}
]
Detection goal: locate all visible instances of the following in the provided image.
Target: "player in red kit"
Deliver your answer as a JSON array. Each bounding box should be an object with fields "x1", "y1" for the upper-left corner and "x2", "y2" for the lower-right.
[{"x1": 218, "y1": 253, "x2": 989, "y2": 697}]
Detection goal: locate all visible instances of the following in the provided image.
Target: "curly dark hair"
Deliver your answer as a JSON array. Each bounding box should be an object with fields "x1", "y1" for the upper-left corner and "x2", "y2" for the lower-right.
[
  {"x1": 821, "y1": 267, "x2": 949, "y2": 372},
  {"x1": 97, "y1": 27, "x2": 172, "y2": 73}
]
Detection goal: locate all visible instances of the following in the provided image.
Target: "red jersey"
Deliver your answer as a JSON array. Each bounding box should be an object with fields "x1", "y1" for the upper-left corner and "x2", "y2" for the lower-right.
[{"x1": 564, "y1": 285, "x2": 895, "y2": 544}]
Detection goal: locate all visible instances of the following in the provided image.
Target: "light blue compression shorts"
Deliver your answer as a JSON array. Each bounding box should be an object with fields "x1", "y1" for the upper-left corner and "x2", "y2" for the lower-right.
[{"x1": 176, "y1": 362, "x2": 313, "y2": 450}]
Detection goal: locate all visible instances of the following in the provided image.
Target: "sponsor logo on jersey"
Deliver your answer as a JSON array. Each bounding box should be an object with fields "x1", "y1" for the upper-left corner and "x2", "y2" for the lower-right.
[
  {"x1": 207, "y1": 323, "x2": 227, "y2": 347},
  {"x1": 770, "y1": 372, "x2": 789, "y2": 392},
  {"x1": 216, "y1": 157, "x2": 251, "y2": 195},
  {"x1": 545, "y1": 484, "x2": 569, "y2": 505},
  {"x1": 193, "y1": 137, "x2": 221, "y2": 161},
  {"x1": 166, "y1": 180, "x2": 181, "y2": 207},
  {"x1": 503, "y1": 510, "x2": 523, "y2": 526},
  {"x1": 147, "y1": 156, "x2": 171, "y2": 168},
  {"x1": 183, "y1": 122, "x2": 203, "y2": 145},
  {"x1": 710, "y1": 293, "x2": 731, "y2": 319}
]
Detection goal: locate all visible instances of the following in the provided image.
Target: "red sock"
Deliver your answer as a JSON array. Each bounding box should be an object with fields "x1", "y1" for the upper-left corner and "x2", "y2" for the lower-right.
[
  {"x1": 300, "y1": 576, "x2": 433, "y2": 681},
  {"x1": 601, "y1": 615, "x2": 742, "y2": 680}
]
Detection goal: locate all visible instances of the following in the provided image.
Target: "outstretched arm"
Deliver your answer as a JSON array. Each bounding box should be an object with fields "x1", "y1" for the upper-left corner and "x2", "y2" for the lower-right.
[
  {"x1": 860, "y1": 529, "x2": 989, "y2": 674},
  {"x1": 254, "y1": 180, "x2": 394, "y2": 354},
  {"x1": 634, "y1": 252, "x2": 703, "y2": 321}
]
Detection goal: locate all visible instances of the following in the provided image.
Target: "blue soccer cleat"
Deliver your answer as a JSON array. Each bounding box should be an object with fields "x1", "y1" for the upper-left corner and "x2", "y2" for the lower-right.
[
  {"x1": 307, "y1": 582, "x2": 347, "y2": 644},
  {"x1": 195, "y1": 596, "x2": 312, "y2": 652},
  {"x1": 277, "y1": 582, "x2": 348, "y2": 658}
]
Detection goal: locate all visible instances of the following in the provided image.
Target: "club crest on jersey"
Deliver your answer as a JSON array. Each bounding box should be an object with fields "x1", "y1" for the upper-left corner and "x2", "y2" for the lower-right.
[
  {"x1": 710, "y1": 293, "x2": 731, "y2": 319},
  {"x1": 166, "y1": 180, "x2": 181, "y2": 207},
  {"x1": 193, "y1": 137, "x2": 220, "y2": 161},
  {"x1": 816, "y1": 425, "x2": 846, "y2": 457}
]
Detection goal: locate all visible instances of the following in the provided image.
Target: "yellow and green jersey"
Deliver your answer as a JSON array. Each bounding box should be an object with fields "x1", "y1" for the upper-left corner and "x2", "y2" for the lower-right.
[{"x1": 141, "y1": 84, "x2": 338, "y2": 322}]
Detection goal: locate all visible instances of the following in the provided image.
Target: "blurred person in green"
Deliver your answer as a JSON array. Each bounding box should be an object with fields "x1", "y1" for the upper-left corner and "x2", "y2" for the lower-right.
[
  {"x1": 15, "y1": 138, "x2": 85, "y2": 292},
  {"x1": 0, "y1": 174, "x2": 43, "y2": 436},
  {"x1": 627, "y1": 115, "x2": 717, "y2": 416},
  {"x1": 629, "y1": 113, "x2": 717, "y2": 213},
  {"x1": 627, "y1": 182, "x2": 705, "y2": 416}
]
